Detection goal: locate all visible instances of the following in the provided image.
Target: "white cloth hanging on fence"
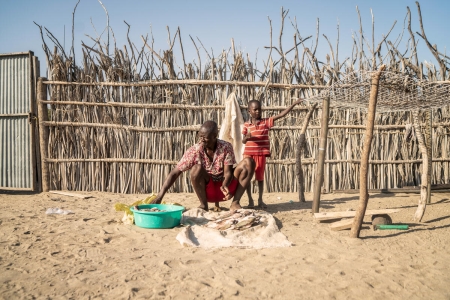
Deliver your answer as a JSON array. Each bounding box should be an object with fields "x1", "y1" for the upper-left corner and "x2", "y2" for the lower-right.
[{"x1": 219, "y1": 92, "x2": 245, "y2": 165}]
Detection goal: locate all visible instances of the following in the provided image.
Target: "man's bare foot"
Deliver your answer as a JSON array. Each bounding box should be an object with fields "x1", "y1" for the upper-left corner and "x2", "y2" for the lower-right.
[
  {"x1": 246, "y1": 197, "x2": 255, "y2": 208},
  {"x1": 213, "y1": 206, "x2": 221, "y2": 212},
  {"x1": 257, "y1": 200, "x2": 267, "y2": 209},
  {"x1": 230, "y1": 200, "x2": 242, "y2": 211},
  {"x1": 198, "y1": 204, "x2": 208, "y2": 211}
]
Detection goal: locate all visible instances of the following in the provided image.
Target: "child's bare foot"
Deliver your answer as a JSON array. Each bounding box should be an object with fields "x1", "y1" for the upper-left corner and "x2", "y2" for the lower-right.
[
  {"x1": 230, "y1": 200, "x2": 242, "y2": 211},
  {"x1": 213, "y1": 202, "x2": 222, "y2": 212},
  {"x1": 257, "y1": 200, "x2": 267, "y2": 209},
  {"x1": 245, "y1": 198, "x2": 255, "y2": 209}
]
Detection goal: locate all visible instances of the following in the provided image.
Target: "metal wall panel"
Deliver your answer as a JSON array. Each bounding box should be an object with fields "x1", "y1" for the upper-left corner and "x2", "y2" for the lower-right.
[{"x1": 0, "y1": 53, "x2": 33, "y2": 189}]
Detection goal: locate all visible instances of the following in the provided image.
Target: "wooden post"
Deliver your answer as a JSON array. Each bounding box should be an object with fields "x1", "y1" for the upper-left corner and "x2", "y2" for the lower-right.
[
  {"x1": 350, "y1": 65, "x2": 385, "y2": 238},
  {"x1": 28, "y1": 52, "x2": 38, "y2": 191},
  {"x1": 426, "y1": 109, "x2": 432, "y2": 204},
  {"x1": 33, "y1": 57, "x2": 42, "y2": 191},
  {"x1": 37, "y1": 78, "x2": 50, "y2": 192},
  {"x1": 312, "y1": 97, "x2": 330, "y2": 213},
  {"x1": 413, "y1": 110, "x2": 428, "y2": 222},
  {"x1": 296, "y1": 103, "x2": 318, "y2": 202}
]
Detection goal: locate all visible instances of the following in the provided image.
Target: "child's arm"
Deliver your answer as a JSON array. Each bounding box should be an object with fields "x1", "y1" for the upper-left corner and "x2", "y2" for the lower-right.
[
  {"x1": 242, "y1": 125, "x2": 251, "y2": 144},
  {"x1": 242, "y1": 132, "x2": 251, "y2": 144},
  {"x1": 272, "y1": 98, "x2": 304, "y2": 121}
]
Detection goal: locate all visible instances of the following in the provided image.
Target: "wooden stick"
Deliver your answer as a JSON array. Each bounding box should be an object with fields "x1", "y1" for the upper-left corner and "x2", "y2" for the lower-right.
[
  {"x1": 426, "y1": 109, "x2": 432, "y2": 204},
  {"x1": 33, "y1": 56, "x2": 42, "y2": 192},
  {"x1": 329, "y1": 218, "x2": 354, "y2": 231},
  {"x1": 39, "y1": 99, "x2": 310, "y2": 111},
  {"x1": 34, "y1": 108, "x2": 450, "y2": 129},
  {"x1": 315, "y1": 208, "x2": 400, "y2": 221},
  {"x1": 334, "y1": 185, "x2": 450, "y2": 194},
  {"x1": 350, "y1": 64, "x2": 385, "y2": 238},
  {"x1": 45, "y1": 158, "x2": 177, "y2": 164},
  {"x1": 28, "y1": 52, "x2": 38, "y2": 191},
  {"x1": 413, "y1": 110, "x2": 428, "y2": 222},
  {"x1": 297, "y1": 103, "x2": 318, "y2": 202},
  {"x1": 37, "y1": 78, "x2": 50, "y2": 192},
  {"x1": 42, "y1": 79, "x2": 450, "y2": 87},
  {"x1": 50, "y1": 190, "x2": 91, "y2": 199},
  {"x1": 301, "y1": 158, "x2": 450, "y2": 164},
  {"x1": 46, "y1": 157, "x2": 449, "y2": 165},
  {"x1": 41, "y1": 121, "x2": 202, "y2": 132},
  {"x1": 312, "y1": 96, "x2": 330, "y2": 213},
  {"x1": 42, "y1": 79, "x2": 329, "y2": 89}
]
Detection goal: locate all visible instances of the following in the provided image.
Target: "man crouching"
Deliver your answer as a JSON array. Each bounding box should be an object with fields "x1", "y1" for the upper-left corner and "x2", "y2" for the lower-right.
[{"x1": 151, "y1": 120, "x2": 255, "y2": 211}]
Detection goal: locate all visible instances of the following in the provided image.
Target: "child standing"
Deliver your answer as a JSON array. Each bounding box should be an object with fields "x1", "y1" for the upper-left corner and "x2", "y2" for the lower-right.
[{"x1": 242, "y1": 98, "x2": 303, "y2": 208}]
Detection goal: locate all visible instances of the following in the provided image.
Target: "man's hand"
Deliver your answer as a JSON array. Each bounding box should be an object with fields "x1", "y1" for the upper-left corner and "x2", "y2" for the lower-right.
[
  {"x1": 220, "y1": 185, "x2": 232, "y2": 201},
  {"x1": 151, "y1": 196, "x2": 163, "y2": 204}
]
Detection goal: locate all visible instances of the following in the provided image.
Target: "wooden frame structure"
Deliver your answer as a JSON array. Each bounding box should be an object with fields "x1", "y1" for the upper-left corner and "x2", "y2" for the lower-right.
[{"x1": 34, "y1": 3, "x2": 449, "y2": 230}]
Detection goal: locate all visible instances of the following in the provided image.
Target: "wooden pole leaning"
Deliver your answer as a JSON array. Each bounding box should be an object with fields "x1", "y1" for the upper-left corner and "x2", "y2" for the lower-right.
[
  {"x1": 312, "y1": 97, "x2": 330, "y2": 213},
  {"x1": 350, "y1": 65, "x2": 386, "y2": 238},
  {"x1": 426, "y1": 109, "x2": 432, "y2": 204},
  {"x1": 412, "y1": 110, "x2": 429, "y2": 222},
  {"x1": 297, "y1": 103, "x2": 318, "y2": 202},
  {"x1": 37, "y1": 78, "x2": 50, "y2": 192}
]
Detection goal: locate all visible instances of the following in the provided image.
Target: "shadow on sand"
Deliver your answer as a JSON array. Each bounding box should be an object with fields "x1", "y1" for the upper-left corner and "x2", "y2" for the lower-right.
[{"x1": 0, "y1": 189, "x2": 39, "y2": 195}]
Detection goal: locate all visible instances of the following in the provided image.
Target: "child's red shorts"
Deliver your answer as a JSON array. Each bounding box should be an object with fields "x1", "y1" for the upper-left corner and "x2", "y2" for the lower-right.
[
  {"x1": 245, "y1": 155, "x2": 266, "y2": 181},
  {"x1": 205, "y1": 177, "x2": 238, "y2": 203}
]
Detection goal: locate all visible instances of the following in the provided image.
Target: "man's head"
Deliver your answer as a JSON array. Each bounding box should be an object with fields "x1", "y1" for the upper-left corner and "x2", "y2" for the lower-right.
[
  {"x1": 248, "y1": 100, "x2": 262, "y2": 120},
  {"x1": 198, "y1": 120, "x2": 218, "y2": 149}
]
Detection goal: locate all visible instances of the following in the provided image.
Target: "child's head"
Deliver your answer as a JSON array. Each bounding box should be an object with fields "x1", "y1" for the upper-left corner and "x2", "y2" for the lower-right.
[{"x1": 248, "y1": 100, "x2": 262, "y2": 120}]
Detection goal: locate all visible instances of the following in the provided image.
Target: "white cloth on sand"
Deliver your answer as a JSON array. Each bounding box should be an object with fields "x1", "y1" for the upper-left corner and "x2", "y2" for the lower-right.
[
  {"x1": 218, "y1": 92, "x2": 245, "y2": 165},
  {"x1": 176, "y1": 208, "x2": 292, "y2": 249},
  {"x1": 45, "y1": 208, "x2": 74, "y2": 215}
]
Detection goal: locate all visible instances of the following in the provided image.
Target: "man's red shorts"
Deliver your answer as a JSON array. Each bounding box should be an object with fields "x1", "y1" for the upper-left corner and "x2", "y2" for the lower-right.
[
  {"x1": 205, "y1": 177, "x2": 238, "y2": 203},
  {"x1": 245, "y1": 155, "x2": 266, "y2": 181}
]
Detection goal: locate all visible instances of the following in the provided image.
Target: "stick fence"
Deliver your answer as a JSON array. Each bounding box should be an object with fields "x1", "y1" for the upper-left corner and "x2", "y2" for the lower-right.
[
  {"x1": 35, "y1": 3, "x2": 450, "y2": 194},
  {"x1": 38, "y1": 79, "x2": 450, "y2": 194}
]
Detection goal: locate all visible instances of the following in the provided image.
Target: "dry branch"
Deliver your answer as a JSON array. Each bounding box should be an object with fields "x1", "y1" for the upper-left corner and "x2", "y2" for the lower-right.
[
  {"x1": 350, "y1": 64, "x2": 386, "y2": 238},
  {"x1": 412, "y1": 110, "x2": 428, "y2": 221},
  {"x1": 297, "y1": 103, "x2": 318, "y2": 202}
]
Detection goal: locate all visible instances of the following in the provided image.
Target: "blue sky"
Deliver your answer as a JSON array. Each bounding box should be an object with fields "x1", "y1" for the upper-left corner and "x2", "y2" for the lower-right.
[{"x1": 1, "y1": 0, "x2": 448, "y2": 77}]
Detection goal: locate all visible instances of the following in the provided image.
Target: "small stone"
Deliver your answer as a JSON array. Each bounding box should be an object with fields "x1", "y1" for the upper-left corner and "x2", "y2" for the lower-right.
[{"x1": 371, "y1": 214, "x2": 392, "y2": 225}]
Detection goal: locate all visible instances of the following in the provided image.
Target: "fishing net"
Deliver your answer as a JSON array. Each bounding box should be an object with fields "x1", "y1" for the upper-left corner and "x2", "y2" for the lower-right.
[{"x1": 306, "y1": 71, "x2": 450, "y2": 112}]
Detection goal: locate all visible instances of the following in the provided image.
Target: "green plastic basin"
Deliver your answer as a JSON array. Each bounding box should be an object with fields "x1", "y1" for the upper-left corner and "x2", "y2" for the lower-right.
[{"x1": 130, "y1": 204, "x2": 184, "y2": 229}]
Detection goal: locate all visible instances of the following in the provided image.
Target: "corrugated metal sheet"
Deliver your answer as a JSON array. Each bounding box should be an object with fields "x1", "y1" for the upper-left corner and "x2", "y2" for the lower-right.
[{"x1": 0, "y1": 53, "x2": 33, "y2": 188}]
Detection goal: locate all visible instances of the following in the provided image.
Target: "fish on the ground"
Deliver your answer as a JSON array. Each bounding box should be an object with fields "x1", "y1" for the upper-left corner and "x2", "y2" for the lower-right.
[
  {"x1": 139, "y1": 207, "x2": 167, "y2": 212},
  {"x1": 203, "y1": 209, "x2": 262, "y2": 232}
]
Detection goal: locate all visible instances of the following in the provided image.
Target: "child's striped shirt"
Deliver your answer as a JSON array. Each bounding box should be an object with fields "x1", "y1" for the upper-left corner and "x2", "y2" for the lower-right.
[{"x1": 242, "y1": 117, "x2": 274, "y2": 157}]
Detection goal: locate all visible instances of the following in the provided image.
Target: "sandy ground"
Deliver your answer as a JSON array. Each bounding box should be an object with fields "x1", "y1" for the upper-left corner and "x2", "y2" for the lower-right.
[{"x1": 1, "y1": 189, "x2": 450, "y2": 299}]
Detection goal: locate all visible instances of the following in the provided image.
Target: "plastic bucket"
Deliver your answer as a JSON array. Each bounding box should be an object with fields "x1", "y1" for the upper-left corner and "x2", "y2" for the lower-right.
[{"x1": 130, "y1": 204, "x2": 185, "y2": 229}]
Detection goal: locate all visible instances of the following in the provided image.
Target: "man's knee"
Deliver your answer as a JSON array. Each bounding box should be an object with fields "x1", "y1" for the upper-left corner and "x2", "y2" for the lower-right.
[
  {"x1": 243, "y1": 157, "x2": 256, "y2": 171},
  {"x1": 190, "y1": 164, "x2": 202, "y2": 180},
  {"x1": 237, "y1": 157, "x2": 255, "y2": 178}
]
